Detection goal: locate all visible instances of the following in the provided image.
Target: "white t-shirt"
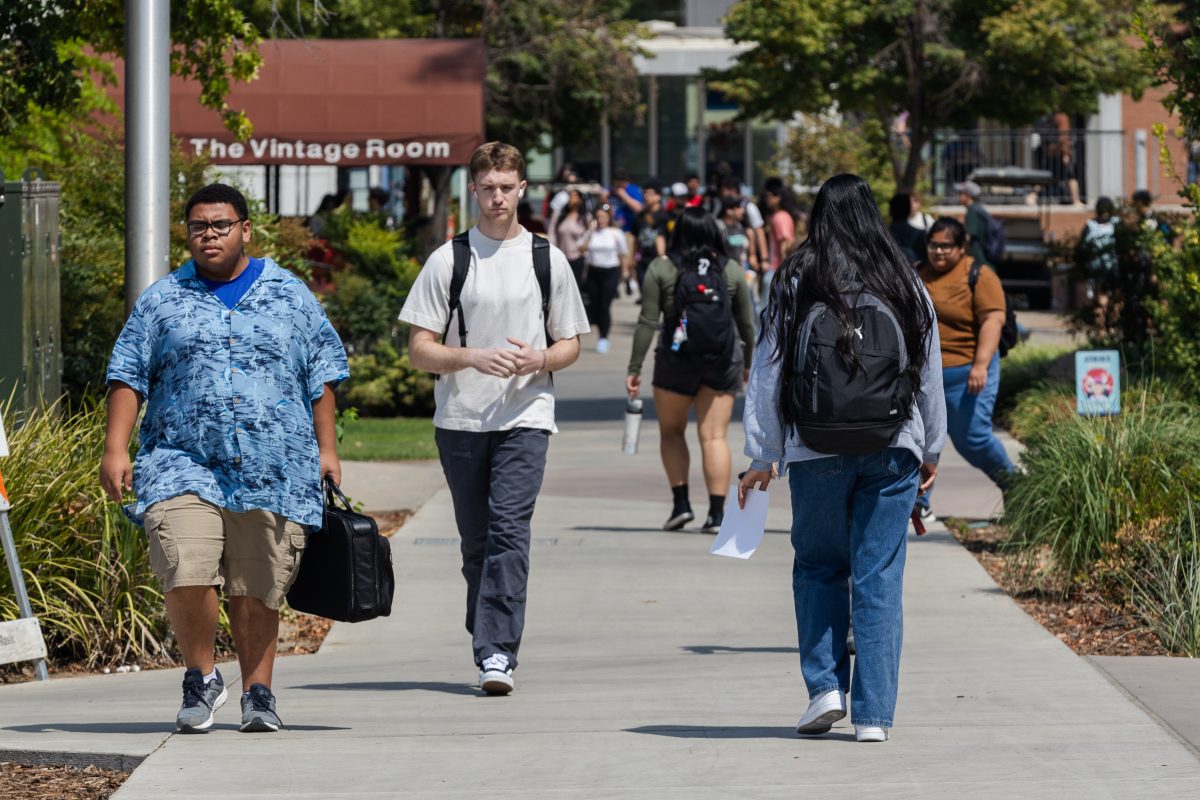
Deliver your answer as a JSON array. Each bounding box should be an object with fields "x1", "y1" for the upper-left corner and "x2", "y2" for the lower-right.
[
  {"x1": 584, "y1": 227, "x2": 628, "y2": 268},
  {"x1": 399, "y1": 227, "x2": 590, "y2": 433},
  {"x1": 744, "y1": 199, "x2": 765, "y2": 229}
]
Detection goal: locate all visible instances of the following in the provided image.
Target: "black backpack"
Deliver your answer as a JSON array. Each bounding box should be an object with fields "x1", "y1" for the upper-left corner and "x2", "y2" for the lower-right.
[
  {"x1": 968, "y1": 261, "x2": 1020, "y2": 358},
  {"x1": 667, "y1": 254, "x2": 735, "y2": 362},
  {"x1": 783, "y1": 297, "x2": 914, "y2": 455},
  {"x1": 443, "y1": 230, "x2": 553, "y2": 348}
]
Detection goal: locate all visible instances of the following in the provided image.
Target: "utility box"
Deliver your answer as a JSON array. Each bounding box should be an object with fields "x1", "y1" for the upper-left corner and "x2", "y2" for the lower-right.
[{"x1": 0, "y1": 169, "x2": 62, "y2": 415}]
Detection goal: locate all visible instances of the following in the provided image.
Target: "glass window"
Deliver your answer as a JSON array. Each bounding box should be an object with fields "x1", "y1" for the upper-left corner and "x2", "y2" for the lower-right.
[{"x1": 611, "y1": 78, "x2": 651, "y2": 182}]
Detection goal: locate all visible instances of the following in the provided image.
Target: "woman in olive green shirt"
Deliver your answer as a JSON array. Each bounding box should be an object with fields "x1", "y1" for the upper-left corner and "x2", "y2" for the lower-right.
[{"x1": 625, "y1": 207, "x2": 756, "y2": 533}]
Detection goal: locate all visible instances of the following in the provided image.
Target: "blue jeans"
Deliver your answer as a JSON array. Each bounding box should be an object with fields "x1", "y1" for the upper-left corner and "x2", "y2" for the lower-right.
[
  {"x1": 917, "y1": 354, "x2": 1013, "y2": 509},
  {"x1": 788, "y1": 448, "x2": 919, "y2": 728}
]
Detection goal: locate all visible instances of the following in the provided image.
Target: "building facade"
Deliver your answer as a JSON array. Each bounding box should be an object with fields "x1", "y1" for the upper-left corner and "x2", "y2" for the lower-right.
[{"x1": 553, "y1": 1, "x2": 783, "y2": 193}]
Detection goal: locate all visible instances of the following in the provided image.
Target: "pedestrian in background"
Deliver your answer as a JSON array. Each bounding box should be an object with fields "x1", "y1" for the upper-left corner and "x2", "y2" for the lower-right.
[
  {"x1": 102, "y1": 183, "x2": 349, "y2": 734},
  {"x1": 633, "y1": 181, "x2": 669, "y2": 292},
  {"x1": 626, "y1": 207, "x2": 755, "y2": 533},
  {"x1": 401, "y1": 142, "x2": 590, "y2": 695},
  {"x1": 955, "y1": 181, "x2": 992, "y2": 267},
  {"x1": 760, "y1": 177, "x2": 799, "y2": 305},
  {"x1": 916, "y1": 217, "x2": 1013, "y2": 520},
  {"x1": 549, "y1": 188, "x2": 591, "y2": 294},
  {"x1": 888, "y1": 193, "x2": 926, "y2": 265},
  {"x1": 740, "y1": 173, "x2": 945, "y2": 743},
  {"x1": 580, "y1": 204, "x2": 629, "y2": 354}
]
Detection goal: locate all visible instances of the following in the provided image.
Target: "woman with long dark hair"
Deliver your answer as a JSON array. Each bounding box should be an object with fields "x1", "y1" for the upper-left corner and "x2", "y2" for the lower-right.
[
  {"x1": 626, "y1": 207, "x2": 756, "y2": 532},
  {"x1": 739, "y1": 174, "x2": 946, "y2": 742},
  {"x1": 549, "y1": 189, "x2": 590, "y2": 292}
]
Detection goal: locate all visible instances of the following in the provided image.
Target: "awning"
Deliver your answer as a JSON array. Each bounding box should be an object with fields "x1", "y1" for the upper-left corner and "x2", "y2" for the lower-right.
[{"x1": 112, "y1": 39, "x2": 486, "y2": 167}]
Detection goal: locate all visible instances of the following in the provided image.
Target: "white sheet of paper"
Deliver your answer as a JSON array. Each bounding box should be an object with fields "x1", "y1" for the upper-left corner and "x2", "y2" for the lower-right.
[
  {"x1": 710, "y1": 486, "x2": 769, "y2": 559},
  {"x1": 0, "y1": 415, "x2": 7, "y2": 458}
]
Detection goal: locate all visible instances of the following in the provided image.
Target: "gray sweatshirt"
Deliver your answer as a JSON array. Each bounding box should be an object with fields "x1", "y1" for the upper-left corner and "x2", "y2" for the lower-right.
[{"x1": 743, "y1": 290, "x2": 947, "y2": 471}]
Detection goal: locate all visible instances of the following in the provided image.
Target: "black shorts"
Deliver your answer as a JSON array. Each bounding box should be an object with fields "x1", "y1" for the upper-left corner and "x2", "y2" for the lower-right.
[{"x1": 652, "y1": 348, "x2": 743, "y2": 396}]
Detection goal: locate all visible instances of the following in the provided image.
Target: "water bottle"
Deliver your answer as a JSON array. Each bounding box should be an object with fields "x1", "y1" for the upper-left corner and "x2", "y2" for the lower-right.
[
  {"x1": 670, "y1": 316, "x2": 688, "y2": 352},
  {"x1": 622, "y1": 397, "x2": 643, "y2": 455}
]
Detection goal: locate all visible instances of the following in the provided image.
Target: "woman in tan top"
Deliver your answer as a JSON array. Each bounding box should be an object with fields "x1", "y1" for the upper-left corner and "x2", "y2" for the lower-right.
[
  {"x1": 626, "y1": 207, "x2": 756, "y2": 533},
  {"x1": 917, "y1": 217, "x2": 1014, "y2": 518}
]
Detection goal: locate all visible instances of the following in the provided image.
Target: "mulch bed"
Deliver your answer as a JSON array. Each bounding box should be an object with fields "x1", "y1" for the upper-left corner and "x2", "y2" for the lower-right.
[
  {"x1": 949, "y1": 520, "x2": 1166, "y2": 657},
  {"x1": 0, "y1": 762, "x2": 129, "y2": 800}
]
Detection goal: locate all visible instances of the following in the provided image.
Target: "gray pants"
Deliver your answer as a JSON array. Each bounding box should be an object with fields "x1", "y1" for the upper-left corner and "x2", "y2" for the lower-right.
[{"x1": 435, "y1": 427, "x2": 550, "y2": 670}]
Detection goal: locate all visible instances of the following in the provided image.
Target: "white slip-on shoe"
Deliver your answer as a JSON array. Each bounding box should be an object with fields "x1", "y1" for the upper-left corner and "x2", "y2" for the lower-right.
[
  {"x1": 795, "y1": 689, "x2": 847, "y2": 735},
  {"x1": 855, "y1": 725, "x2": 889, "y2": 742}
]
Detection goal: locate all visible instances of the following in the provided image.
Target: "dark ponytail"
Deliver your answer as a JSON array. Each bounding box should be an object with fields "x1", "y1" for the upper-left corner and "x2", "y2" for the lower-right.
[{"x1": 667, "y1": 206, "x2": 728, "y2": 272}]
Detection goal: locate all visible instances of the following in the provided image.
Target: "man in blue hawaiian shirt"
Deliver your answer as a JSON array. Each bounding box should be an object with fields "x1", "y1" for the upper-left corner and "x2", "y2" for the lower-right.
[{"x1": 100, "y1": 184, "x2": 348, "y2": 734}]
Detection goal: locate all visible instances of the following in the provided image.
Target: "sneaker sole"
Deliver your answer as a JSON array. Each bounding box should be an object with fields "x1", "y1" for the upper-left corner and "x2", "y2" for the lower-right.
[
  {"x1": 480, "y1": 671, "x2": 514, "y2": 695},
  {"x1": 176, "y1": 687, "x2": 227, "y2": 734},
  {"x1": 240, "y1": 715, "x2": 281, "y2": 733},
  {"x1": 796, "y1": 708, "x2": 846, "y2": 735},
  {"x1": 663, "y1": 511, "x2": 695, "y2": 531}
]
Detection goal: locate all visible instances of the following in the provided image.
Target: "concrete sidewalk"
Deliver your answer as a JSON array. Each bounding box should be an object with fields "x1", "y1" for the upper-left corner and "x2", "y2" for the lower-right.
[{"x1": 2, "y1": 296, "x2": 1197, "y2": 797}]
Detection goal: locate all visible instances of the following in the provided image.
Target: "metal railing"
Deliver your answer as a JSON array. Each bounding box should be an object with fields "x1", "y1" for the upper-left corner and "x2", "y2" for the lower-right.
[{"x1": 929, "y1": 129, "x2": 1131, "y2": 205}]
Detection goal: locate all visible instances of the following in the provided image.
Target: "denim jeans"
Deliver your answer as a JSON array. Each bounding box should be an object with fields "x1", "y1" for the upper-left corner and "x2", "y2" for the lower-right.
[
  {"x1": 788, "y1": 447, "x2": 920, "y2": 728},
  {"x1": 435, "y1": 427, "x2": 550, "y2": 670},
  {"x1": 917, "y1": 353, "x2": 1013, "y2": 509}
]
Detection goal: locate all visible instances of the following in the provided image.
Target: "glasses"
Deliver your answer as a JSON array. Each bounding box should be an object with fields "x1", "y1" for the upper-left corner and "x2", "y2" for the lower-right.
[
  {"x1": 187, "y1": 218, "x2": 246, "y2": 237},
  {"x1": 928, "y1": 242, "x2": 959, "y2": 253}
]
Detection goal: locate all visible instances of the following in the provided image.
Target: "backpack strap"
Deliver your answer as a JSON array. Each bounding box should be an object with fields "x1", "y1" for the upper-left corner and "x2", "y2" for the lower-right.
[
  {"x1": 967, "y1": 259, "x2": 981, "y2": 293},
  {"x1": 532, "y1": 233, "x2": 553, "y2": 344},
  {"x1": 444, "y1": 231, "x2": 472, "y2": 346}
]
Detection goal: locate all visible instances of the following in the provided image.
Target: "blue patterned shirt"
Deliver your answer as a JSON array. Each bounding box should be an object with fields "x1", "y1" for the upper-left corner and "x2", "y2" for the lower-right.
[{"x1": 107, "y1": 258, "x2": 349, "y2": 527}]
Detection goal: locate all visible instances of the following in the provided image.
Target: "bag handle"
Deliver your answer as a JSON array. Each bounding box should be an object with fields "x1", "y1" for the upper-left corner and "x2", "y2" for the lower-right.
[{"x1": 323, "y1": 476, "x2": 353, "y2": 512}]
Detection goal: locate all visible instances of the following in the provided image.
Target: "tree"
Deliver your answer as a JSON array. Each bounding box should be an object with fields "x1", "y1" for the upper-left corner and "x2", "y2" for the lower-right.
[
  {"x1": 1, "y1": 1, "x2": 261, "y2": 139},
  {"x1": 718, "y1": 0, "x2": 1148, "y2": 191},
  {"x1": 1139, "y1": 1, "x2": 1200, "y2": 135}
]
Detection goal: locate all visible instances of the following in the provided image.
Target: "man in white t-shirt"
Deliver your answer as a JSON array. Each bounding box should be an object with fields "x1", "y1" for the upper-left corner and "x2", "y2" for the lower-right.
[{"x1": 399, "y1": 142, "x2": 590, "y2": 696}]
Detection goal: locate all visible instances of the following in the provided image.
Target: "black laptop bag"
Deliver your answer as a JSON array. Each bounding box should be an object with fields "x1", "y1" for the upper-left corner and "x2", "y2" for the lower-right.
[{"x1": 286, "y1": 478, "x2": 395, "y2": 622}]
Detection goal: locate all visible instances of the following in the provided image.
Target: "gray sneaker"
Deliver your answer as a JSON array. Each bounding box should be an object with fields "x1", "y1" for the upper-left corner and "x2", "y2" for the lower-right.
[
  {"x1": 240, "y1": 683, "x2": 283, "y2": 732},
  {"x1": 176, "y1": 668, "x2": 227, "y2": 733}
]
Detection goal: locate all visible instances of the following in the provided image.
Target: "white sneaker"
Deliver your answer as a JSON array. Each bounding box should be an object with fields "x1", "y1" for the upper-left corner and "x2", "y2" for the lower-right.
[
  {"x1": 855, "y1": 725, "x2": 889, "y2": 742},
  {"x1": 795, "y1": 689, "x2": 846, "y2": 735},
  {"x1": 596, "y1": 338, "x2": 610, "y2": 354},
  {"x1": 479, "y1": 654, "x2": 514, "y2": 695}
]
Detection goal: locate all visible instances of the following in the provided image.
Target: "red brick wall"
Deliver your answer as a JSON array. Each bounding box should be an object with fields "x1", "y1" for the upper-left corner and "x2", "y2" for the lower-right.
[{"x1": 1122, "y1": 86, "x2": 1190, "y2": 201}]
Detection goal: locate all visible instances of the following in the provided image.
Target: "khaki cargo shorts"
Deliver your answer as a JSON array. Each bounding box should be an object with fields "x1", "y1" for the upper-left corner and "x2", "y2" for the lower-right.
[{"x1": 144, "y1": 493, "x2": 307, "y2": 610}]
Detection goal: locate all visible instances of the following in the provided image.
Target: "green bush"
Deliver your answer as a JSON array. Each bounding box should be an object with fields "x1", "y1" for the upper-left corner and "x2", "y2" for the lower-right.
[
  {"x1": 1068, "y1": 188, "x2": 1199, "y2": 393},
  {"x1": 323, "y1": 273, "x2": 396, "y2": 355},
  {"x1": 1003, "y1": 380, "x2": 1075, "y2": 443},
  {"x1": 1143, "y1": 192, "x2": 1200, "y2": 391},
  {"x1": 321, "y1": 212, "x2": 432, "y2": 416},
  {"x1": 1003, "y1": 384, "x2": 1200, "y2": 585},
  {"x1": 0, "y1": 399, "x2": 171, "y2": 667},
  {"x1": 342, "y1": 343, "x2": 436, "y2": 417},
  {"x1": 996, "y1": 344, "x2": 1075, "y2": 428},
  {"x1": 1117, "y1": 507, "x2": 1200, "y2": 657}
]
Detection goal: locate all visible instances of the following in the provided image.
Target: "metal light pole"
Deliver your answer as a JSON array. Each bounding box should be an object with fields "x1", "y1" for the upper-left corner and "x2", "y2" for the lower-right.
[{"x1": 125, "y1": 0, "x2": 171, "y2": 315}]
